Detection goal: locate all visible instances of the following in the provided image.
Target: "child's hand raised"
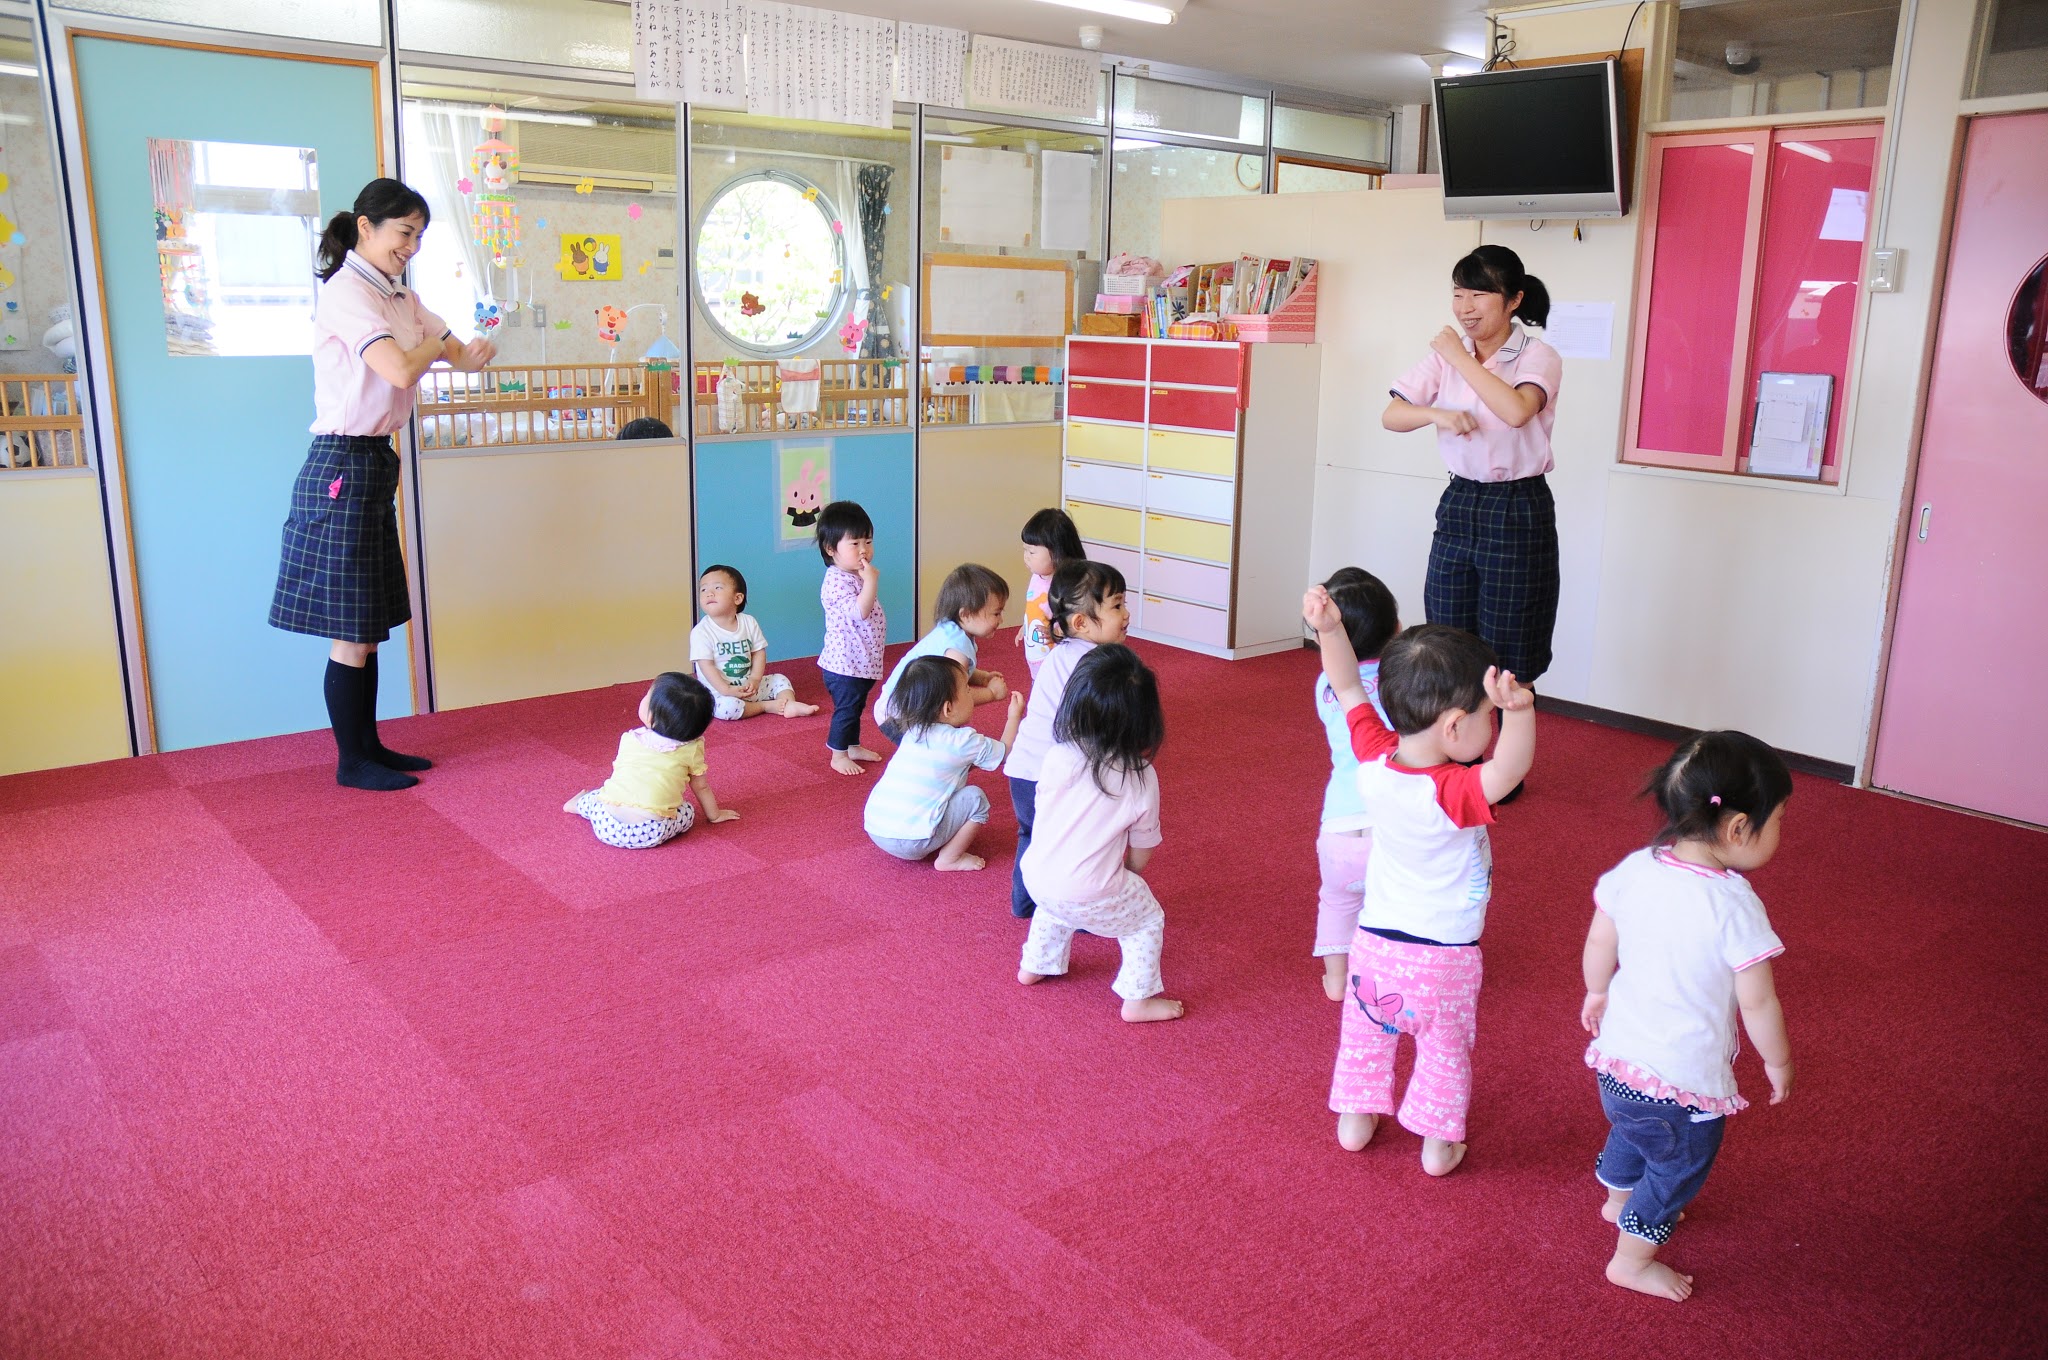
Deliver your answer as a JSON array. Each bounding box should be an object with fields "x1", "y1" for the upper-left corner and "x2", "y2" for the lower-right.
[
  {"x1": 1484, "y1": 666, "x2": 1535, "y2": 713},
  {"x1": 1302, "y1": 585, "x2": 1341, "y2": 635}
]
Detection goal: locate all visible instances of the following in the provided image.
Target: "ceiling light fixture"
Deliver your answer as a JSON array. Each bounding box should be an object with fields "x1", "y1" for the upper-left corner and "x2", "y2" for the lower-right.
[
  {"x1": 1421, "y1": 51, "x2": 1483, "y2": 78},
  {"x1": 1031, "y1": 0, "x2": 1183, "y2": 26}
]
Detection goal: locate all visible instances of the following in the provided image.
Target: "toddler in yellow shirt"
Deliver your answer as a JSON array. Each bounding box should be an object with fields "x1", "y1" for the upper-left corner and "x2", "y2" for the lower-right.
[{"x1": 564, "y1": 671, "x2": 738, "y2": 848}]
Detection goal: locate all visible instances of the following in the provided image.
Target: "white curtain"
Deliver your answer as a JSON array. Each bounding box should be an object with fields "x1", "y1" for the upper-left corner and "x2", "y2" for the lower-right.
[
  {"x1": 403, "y1": 105, "x2": 491, "y2": 329},
  {"x1": 832, "y1": 159, "x2": 870, "y2": 342}
]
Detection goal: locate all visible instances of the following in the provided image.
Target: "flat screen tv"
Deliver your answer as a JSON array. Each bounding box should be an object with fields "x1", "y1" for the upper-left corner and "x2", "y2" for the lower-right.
[{"x1": 1432, "y1": 60, "x2": 1626, "y2": 220}]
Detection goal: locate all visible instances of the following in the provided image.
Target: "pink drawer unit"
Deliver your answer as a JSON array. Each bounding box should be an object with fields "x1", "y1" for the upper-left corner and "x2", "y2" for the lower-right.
[
  {"x1": 1140, "y1": 593, "x2": 1229, "y2": 648},
  {"x1": 1068, "y1": 380, "x2": 1145, "y2": 424},
  {"x1": 1068, "y1": 339, "x2": 1148, "y2": 381},
  {"x1": 1149, "y1": 341, "x2": 1244, "y2": 391},
  {"x1": 1148, "y1": 385, "x2": 1238, "y2": 433},
  {"x1": 1082, "y1": 540, "x2": 1143, "y2": 590},
  {"x1": 1142, "y1": 553, "x2": 1231, "y2": 609}
]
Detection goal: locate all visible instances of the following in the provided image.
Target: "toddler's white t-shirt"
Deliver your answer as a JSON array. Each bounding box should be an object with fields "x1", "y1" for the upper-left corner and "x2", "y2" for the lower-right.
[{"x1": 691, "y1": 614, "x2": 769, "y2": 688}]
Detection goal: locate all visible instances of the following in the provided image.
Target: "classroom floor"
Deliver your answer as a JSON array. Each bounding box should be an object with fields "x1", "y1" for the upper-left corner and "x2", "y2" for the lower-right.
[{"x1": 3, "y1": 639, "x2": 2043, "y2": 1358}]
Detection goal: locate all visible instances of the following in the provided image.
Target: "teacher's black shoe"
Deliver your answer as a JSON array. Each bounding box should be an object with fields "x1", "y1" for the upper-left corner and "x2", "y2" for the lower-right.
[
  {"x1": 326, "y1": 659, "x2": 419, "y2": 791},
  {"x1": 362, "y1": 651, "x2": 433, "y2": 772}
]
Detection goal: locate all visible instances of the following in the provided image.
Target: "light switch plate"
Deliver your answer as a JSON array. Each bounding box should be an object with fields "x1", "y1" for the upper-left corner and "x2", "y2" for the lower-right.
[{"x1": 1871, "y1": 247, "x2": 1903, "y2": 292}]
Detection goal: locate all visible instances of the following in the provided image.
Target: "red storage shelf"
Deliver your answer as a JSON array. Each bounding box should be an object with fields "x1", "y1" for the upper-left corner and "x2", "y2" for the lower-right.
[
  {"x1": 1150, "y1": 341, "x2": 1243, "y2": 391},
  {"x1": 1148, "y1": 385, "x2": 1238, "y2": 433},
  {"x1": 1068, "y1": 339, "x2": 1149, "y2": 382},
  {"x1": 1068, "y1": 379, "x2": 1146, "y2": 424}
]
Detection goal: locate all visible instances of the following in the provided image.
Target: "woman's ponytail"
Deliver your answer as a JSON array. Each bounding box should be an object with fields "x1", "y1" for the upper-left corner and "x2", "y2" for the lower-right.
[
  {"x1": 314, "y1": 178, "x2": 432, "y2": 282},
  {"x1": 314, "y1": 211, "x2": 358, "y2": 282},
  {"x1": 1516, "y1": 273, "x2": 1551, "y2": 329},
  {"x1": 1450, "y1": 244, "x2": 1550, "y2": 329}
]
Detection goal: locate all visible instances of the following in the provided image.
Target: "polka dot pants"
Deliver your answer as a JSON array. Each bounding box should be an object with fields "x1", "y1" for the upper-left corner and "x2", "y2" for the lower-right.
[
  {"x1": 570, "y1": 791, "x2": 693, "y2": 849},
  {"x1": 711, "y1": 673, "x2": 793, "y2": 722},
  {"x1": 1021, "y1": 870, "x2": 1166, "y2": 1002}
]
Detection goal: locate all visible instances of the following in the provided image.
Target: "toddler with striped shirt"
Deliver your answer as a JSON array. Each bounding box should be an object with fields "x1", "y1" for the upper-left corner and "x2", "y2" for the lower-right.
[{"x1": 863, "y1": 656, "x2": 1026, "y2": 871}]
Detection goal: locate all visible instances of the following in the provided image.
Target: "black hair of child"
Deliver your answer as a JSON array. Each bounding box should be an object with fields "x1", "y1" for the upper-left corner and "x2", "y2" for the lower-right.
[
  {"x1": 316, "y1": 178, "x2": 431, "y2": 282},
  {"x1": 618, "y1": 417, "x2": 674, "y2": 440},
  {"x1": 816, "y1": 500, "x2": 874, "y2": 564},
  {"x1": 700, "y1": 563, "x2": 747, "y2": 609},
  {"x1": 1053, "y1": 643, "x2": 1165, "y2": 794},
  {"x1": 1021, "y1": 507, "x2": 1085, "y2": 565},
  {"x1": 890, "y1": 655, "x2": 966, "y2": 736},
  {"x1": 645, "y1": 671, "x2": 714, "y2": 744},
  {"x1": 1047, "y1": 560, "x2": 1127, "y2": 641},
  {"x1": 1451, "y1": 243, "x2": 1552, "y2": 329},
  {"x1": 1377, "y1": 623, "x2": 1497, "y2": 736},
  {"x1": 934, "y1": 563, "x2": 1010, "y2": 625},
  {"x1": 1323, "y1": 566, "x2": 1399, "y2": 661},
  {"x1": 1644, "y1": 730, "x2": 1793, "y2": 848}
]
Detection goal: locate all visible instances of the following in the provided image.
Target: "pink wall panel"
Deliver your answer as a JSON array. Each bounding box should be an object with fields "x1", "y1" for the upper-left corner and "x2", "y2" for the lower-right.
[{"x1": 1636, "y1": 143, "x2": 1755, "y2": 457}]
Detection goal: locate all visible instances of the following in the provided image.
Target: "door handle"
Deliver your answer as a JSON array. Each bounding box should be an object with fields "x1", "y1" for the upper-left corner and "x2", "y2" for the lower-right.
[{"x1": 1917, "y1": 504, "x2": 1931, "y2": 541}]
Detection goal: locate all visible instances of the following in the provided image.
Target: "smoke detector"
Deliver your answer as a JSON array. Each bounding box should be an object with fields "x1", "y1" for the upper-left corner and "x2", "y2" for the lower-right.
[
  {"x1": 1079, "y1": 25, "x2": 1104, "y2": 50},
  {"x1": 1724, "y1": 41, "x2": 1762, "y2": 75}
]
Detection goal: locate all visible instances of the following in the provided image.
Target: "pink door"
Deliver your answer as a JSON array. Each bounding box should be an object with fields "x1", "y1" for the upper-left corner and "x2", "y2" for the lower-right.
[{"x1": 1872, "y1": 112, "x2": 2048, "y2": 825}]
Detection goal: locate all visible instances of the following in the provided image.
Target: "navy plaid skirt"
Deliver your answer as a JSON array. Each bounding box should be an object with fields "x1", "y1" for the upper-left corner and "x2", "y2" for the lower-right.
[
  {"x1": 268, "y1": 434, "x2": 412, "y2": 644},
  {"x1": 1423, "y1": 474, "x2": 1560, "y2": 682}
]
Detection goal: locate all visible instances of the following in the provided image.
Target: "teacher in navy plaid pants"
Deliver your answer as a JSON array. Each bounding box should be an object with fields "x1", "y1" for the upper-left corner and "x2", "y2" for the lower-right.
[
  {"x1": 269, "y1": 180, "x2": 495, "y2": 791},
  {"x1": 1384, "y1": 245, "x2": 1564, "y2": 688}
]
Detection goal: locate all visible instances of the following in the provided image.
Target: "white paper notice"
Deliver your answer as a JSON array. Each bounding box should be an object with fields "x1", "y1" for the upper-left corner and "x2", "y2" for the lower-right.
[
  {"x1": 1818, "y1": 187, "x2": 1869, "y2": 242},
  {"x1": 895, "y1": 23, "x2": 968, "y2": 106},
  {"x1": 967, "y1": 35, "x2": 1098, "y2": 120},
  {"x1": 632, "y1": 0, "x2": 687, "y2": 101},
  {"x1": 1542, "y1": 301, "x2": 1614, "y2": 360},
  {"x1": 1040, "y1": 149, "x2": 1095, "y2": 253},
  {"x1": 940, "y1": 146, "x2": 1036, "y2": 249},
  {"x1": 1747, "y1": 372, "x2": 1832, "y2": 479},
  {"x1": 746, "y1": 3, "x2": 896, "y2": 130},
  {"x1": 1754, "y1": 396, "x2": 1808, "y2": 444}
]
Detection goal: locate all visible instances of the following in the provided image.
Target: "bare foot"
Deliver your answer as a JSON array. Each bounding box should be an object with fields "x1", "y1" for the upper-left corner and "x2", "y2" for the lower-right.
[
  {"x1": 1336, "y1": 1112, "x2": 1378, "y2": 1151},
  {"x1": 1322, "y1": 956, "x2": 1347, "y2": 1002},
  {"x1": 778, "y1": 697, "x2": 820, "y2": 718},
  {"x1": 1606, "y1": 1252, "x2": 1694, "y2": 1301},
  {"x1": 848, "y1": 745, "x2": 883, "y2": 763},
  {"x1": 1018, "y1": 969, "x2": 1050, "y2": 985},
  {"x1": 830, "y1": 752, "x2": 866, "y2": 776},
  {"x1": 1120, "y1": 996, "x2": 1185, "y2": 1022},
  {"x1": 934, "y1": 852, "x2": 986, "y2": 871},
  {"x1": 1421, "y1": 1137, "x2": 1467, "y2": 1177},
  {"x1": 562, "y1": 790, "x2": 591, "y2": 813}
]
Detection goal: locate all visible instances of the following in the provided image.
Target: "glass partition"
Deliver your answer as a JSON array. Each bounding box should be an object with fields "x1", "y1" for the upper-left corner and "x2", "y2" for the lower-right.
[
  {"x1": 920, "y1": 115, "x2": 1103, "y2": 426},
  {"x1": 1667, "y1": 0, "x2": 1898, "y2": 120},
  {"x1": 1971, "y1": 0, "x2": 2048, "y2": 98},
  {"x1": 397, "y1": 0, "x2": 630, "y2": 73},
  {"x1": 52, "y1": 0, "x2": 381, "y2": 45},
  {"x1": 1274, "y1": 105, "x2": 1390, "y2": 167},
  {"x1": 688, "y1": 108, "x2": 914, "y2": 435},
  {"x1": 1114, "y1": 75, "x2": 1264, "y2": 145},
  {"x1": 1109, "y1": 143, "x2": 1263, "y2": 262}
]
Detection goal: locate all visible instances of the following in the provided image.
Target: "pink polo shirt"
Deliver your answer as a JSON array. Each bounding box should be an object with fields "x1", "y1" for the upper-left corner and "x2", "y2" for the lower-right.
[
  {"x1": 1391, "y1": 322, "x2": 1562, "y2": 482},
  {"x1": 310, "y1": 251, "x2": 450, "y2": 437}
]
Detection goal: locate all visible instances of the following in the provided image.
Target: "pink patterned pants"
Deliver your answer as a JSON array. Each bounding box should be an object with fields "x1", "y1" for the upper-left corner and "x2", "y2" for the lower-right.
[
  {"x1": 1314, "y1": 831, "x2": 1375, "y2": 957},
  {"x1": 1328, "y1": 931, "x2": 1484, "y2": 1143}
]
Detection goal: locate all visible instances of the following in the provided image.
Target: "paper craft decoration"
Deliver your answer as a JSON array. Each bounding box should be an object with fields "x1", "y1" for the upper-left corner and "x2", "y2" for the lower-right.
[
  {"x1": 575, "y1": 177, "x2": 596, "y2": 195},
  {"x1": 745, "y1": 3, "x2": 896, "y2": 130},
  {"x1": 895, "y1": 23, "x2": 968, "y2": 105},
  {"x1": 595, "y1": 304, "x2": 628, "y2": 347},
  {"x1": 559, "y1": 233, "x2": 624, "y2": 281},
  {"x1": 469, "y1": 108, "x2": 520, "y2": 265},
  {"x1": 474, "y1": 301, "x2": 501, "y2": 332},
  {"x1": 967, "y1": 35, "x2": 1097, "y2": 120},
  {"x1": 838, "y1": 317, "x2": 867, "y2": 355},
  {"x1": 777, "y1": 442, "x2": 831, "y2": 541},
  {"x1": 739, "y1": 292, "x2": 765, "y2": 317}
]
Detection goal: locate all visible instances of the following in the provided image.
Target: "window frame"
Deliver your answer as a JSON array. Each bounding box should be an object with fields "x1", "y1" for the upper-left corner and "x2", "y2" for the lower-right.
[{"x1": 690, "y1": 165, "x2": 849, "y2": 359}]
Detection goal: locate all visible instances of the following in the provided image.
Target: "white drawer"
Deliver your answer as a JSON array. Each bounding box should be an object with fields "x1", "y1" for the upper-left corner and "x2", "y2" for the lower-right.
[
  {"x1": 1140, "y1": 594, "x2": 1229, "y2": 648},
  {"x1": 1082, "y1": 541, "x2": 1143, "y2": 594},
  {"x1": 1065, "y1": 459, "x2": 1145, "y2": 508},
  {"x1": 1143, "y1": 470, "x2": 1234, "y2": 522}
]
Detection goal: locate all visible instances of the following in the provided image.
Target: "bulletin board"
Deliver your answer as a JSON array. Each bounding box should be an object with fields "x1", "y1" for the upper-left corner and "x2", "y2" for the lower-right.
[{"x1": 920, "y1": 253, "x2": 1073, "y2": 347}]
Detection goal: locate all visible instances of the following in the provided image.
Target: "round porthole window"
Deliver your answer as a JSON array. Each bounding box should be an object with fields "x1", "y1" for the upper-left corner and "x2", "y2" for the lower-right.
[
  {"x1": 2008, "y1": 253, "x2": 2048, "y2": 404},
  {"x1": 694, "y1": 170, "x2": 846, "y2": 355}
]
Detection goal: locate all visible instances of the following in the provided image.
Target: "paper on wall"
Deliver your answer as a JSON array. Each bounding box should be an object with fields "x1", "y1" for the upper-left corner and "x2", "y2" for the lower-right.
[
  {"x1": 966, "y1": 35, "x2": 1097, "y2": 120},
  {"x1": 939, "y1": 145, "x2": 1035, "y2": 248},
  {"x1": 895, "y1": 23, "x2": 967, "y2": 106},
  {"x1": 1542, "y1": 301, "x2": 1613, "y2": 360},
  {"x1": 1818, "y1": 187, "x2": 1869, "y2": 243},
  {"x1": 928, "y1": 264, "x2": 1069, "y2": 339},
  {"x1": 1747, "y1": 371, "x2": 1832, "y2": 479},
  {"x1": 746, "y1": 2, "x2": 896, "y2": 130},
  {"x1": 1039, "y1": 149, "x2": 1095, "y2": 253}
]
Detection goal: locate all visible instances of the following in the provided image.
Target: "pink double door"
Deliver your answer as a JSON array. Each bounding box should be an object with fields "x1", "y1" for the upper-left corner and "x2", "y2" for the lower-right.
[{"x1": 1872, "y1": 112, "x2": 2048, "y2": 826}]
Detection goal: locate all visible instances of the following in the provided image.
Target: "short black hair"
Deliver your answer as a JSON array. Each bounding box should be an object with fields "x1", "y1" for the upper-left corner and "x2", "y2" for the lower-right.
[
  {"x1": 1376, "y1": 624, "x2": 1496, "y2": 736},
  {"x1": 1323, "y1": 566, "x2": 1399, "y2": 661},
  {"x1": 816, "y1": 500, "x2": 874, "y2": 564},
  {"x1": 618, "y1": 417, "x2": 674, "y2": 440},
  {"x1": 1645, "y1": 730, "x2": 1793, "y2": 848},
  {"x1": 644, "y1": 670, "x2": 714, "y2": 743},
  {"x1": 1053, "y1": 644, "x2": 1164, "y2": 793},
  {"x1": 934, "y1": 563, "x2": 1010, "y2": 625},
  {"x1": 1021, "y1": 508, "x2": 1084, "y2": 565},
  {"x1": 889, "y1": 655, "x2": 965, "y2": 735},
  {"x1": 1047, "y1": 560, "x2": 1126, "y2": 641},
  {"x1": 700, "y1": 563, "x2": 747, "y2": 609}
]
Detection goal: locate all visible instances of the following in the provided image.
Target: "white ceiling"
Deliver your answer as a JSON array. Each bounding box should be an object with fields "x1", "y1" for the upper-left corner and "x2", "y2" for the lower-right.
[{"x1": 818, "y1": 0, "x2": 1499, "y2": 106}]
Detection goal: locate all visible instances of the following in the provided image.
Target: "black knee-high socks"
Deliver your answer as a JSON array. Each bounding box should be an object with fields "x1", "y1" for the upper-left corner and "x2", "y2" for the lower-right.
[
  {"x1": 324, "y1": 655, "x2": 427, "y2": 791},
  {"x1": 361, "y1": 652, "x2": 432, "y2": 772}
]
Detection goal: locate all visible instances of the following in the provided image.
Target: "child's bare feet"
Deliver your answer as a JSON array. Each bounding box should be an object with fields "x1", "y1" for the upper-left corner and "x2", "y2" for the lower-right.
[
  {"x1": 1607, "y1": 1239, "x2": 1695, "y2": 1301},
  {"x1": 775, "y1": 694, "x2": 820, "y2": 717},
  {"x1": 934, "y1": 852, "x2": 986, "y2": 871},
  {"x1": 848, "y1": 745, "x2": 883, "y2": 762},
  {"x1": 562, "y1": 790, "x2": 591, "y2": 813},
  {"x1": 1322, "y1": 956, "x2": 1347, "y2": 1002},
  {"x1": 1120, "y1": 996, "x2": 1185, "y2": 1022},
  {"x1": 1018, "y1": 969, "x2": 1050, "y2": 985},
  {"x1": 1421, "y1": 1137, "x2": 1466, "y2": 1177},
  {"x1": 830, "y1": 751, "x2": 866, "y2": 775},
  {"x1": 1337, "y1": 1112, "x2": 1378, "y2": 1151}
]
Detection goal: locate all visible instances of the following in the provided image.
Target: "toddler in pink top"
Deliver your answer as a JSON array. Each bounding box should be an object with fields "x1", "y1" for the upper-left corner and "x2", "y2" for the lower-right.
[
  {"x1": 815, "y1": 501, "x2": 888, "y2": 776},
  {"x1": 1017, "y1": 644, "x2": 1182, "y2": 1023}
]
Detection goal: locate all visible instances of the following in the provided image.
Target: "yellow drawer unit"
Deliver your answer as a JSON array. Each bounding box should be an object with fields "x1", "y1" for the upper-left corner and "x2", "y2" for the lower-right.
[
  {"x1": 1148, "y1": 428, "x2": 1237, "y2": 477},
  {"x1": 1065, "y1": 421, "x2": 1145, "y2": 466},
  {"x1": 1144, "y1": 512, "x2": 1232, "y2": 564},
  {"x1": 1067, "y1": 499, "x2": 1143, "y2": 548}
]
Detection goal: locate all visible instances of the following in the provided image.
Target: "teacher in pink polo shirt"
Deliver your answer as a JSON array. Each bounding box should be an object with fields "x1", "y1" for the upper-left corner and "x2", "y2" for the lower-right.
[
  {"x1": 1384, "y1": 244, "x2": 1562, "y2": 688},
  {"x1": 269, "y1": 179, "x2": 495, "y2": 791}
]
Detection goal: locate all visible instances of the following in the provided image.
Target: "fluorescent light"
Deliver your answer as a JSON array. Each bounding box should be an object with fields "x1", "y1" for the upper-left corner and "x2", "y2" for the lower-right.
[
  {"x1": 1422, "y1": 52, "x2": 1482, "y2": 77},
  {"x1": 1032, "y1": 0, "x2": 1181, "y2": 25},
  {"x1": 0, "y1": 60, "x2": 40, "y2": 78},
  {"x1": 1781, "y1": 140, "x2": 1833, "y2": 162}
]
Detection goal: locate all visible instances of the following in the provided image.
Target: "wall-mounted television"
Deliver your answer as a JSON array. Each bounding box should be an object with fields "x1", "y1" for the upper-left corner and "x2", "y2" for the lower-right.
[{"x1": 1432, "y1": 60, "x2": 1626, "y2": 220}]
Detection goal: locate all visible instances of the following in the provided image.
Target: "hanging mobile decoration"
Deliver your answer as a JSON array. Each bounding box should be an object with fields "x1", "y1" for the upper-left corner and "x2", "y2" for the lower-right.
[{"x1": 470, "y1": 106, "x2": 521, "y2": 267}]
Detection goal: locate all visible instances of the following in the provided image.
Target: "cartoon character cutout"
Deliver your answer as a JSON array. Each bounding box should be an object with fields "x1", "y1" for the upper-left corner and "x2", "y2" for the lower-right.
[
  {"x1": 474, "y1": 301, "x2": 501, "y2": 332},
  {"x1": 592, "y1": 240, "x2": 611, "y2": 276},
  {"x1": 567, "y1": 237, "x2": 595, "y2": 278},
  {"x1": 784, "y1": 460, "x2": 825, "y2": 528},
  {"x1": 739, "y1": 291, "x2": 765, "y2": 318},
  {"x1": 595, "y1": 304, "x2": 627, "y2": 346}
]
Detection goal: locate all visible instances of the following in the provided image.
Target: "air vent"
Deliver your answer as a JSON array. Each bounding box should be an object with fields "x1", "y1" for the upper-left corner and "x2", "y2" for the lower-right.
[{"x1": 513, "y1": 122, "x2": 677, "y2": 191}]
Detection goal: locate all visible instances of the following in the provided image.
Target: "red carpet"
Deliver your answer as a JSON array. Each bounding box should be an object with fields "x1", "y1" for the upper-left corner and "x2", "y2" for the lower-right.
[{"x1": 3, "y1": 639, "x2": 2044, "y2": 1358}]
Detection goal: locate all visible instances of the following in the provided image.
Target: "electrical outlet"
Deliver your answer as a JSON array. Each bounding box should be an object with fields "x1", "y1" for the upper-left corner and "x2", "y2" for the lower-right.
[
  {"x1": 1870, "y1": 247, "x2": 1903, "y2": 293},
  {"x1": 529, "y1": 303, "x2": 547, "y2": 329}
]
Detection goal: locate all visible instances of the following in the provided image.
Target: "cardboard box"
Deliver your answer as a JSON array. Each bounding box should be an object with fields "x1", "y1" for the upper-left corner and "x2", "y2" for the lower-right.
[{"x1": 1079, "y1": 313, "x2": 1142, "y2": 337}]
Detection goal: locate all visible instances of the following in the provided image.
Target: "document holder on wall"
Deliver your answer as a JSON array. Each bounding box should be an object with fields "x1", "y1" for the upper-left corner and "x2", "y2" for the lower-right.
[{"x1": 1746, "y1": 371, "x2": 1833, "y2": 480}]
